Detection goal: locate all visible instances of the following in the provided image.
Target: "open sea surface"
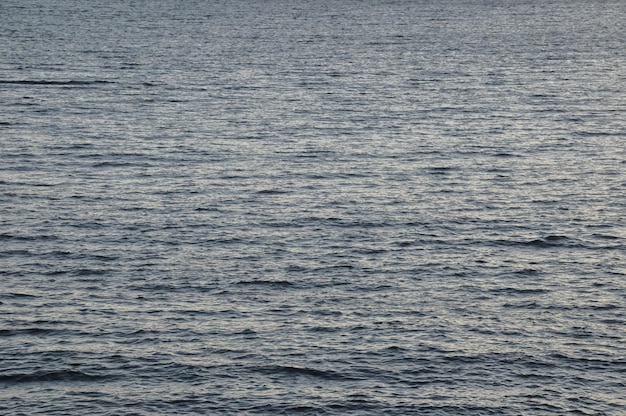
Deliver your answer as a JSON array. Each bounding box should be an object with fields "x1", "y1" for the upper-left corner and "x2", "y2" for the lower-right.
[{"x1": 1, "y1": 0, "x2": 625, "y2": 414}]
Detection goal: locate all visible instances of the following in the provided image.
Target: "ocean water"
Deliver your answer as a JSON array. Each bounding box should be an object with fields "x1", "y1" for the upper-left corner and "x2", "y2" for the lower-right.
[{"x1": 1, "y1": 0, "x2": 625, "y2": 414}]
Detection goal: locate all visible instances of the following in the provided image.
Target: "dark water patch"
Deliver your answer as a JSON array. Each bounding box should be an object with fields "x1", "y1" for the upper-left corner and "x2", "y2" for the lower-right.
[
  {"x1": 394, "y1": 240, "x2": 415, "y2": 247},
  {"x1": 589, "y1": 303, "x2": 620, "y2": 310},
  {"x1": 381, "y1": 345, "x2": 409, "y2": 353},
  {"x1": 500, "y1": 300, "x2": 539, "y2": 309},
  {"x1": 354, "y1": 247, "x2": 387, "y2": 255},
  {"x1": 599, "y1": 317, "x2": 624, "y2": 326},
  {"x1": 0, "y1": 327, "x2": 90, "y2": 338},
  {"x1": 0, "y1": 233, "x2": 59, "y2": 241},
  {"x1": 0, "y1": 249, "x2": 33, "y2": 258},
  {"x1": 0, "y1": 327, "x2": 53, "y2": 337},
  {"x1": 292, "y1": 151, "x2": 335, "y2": 159},
  {"x1": 236, "y1": 328, "x2": 257, "y2": 336},
  {"x1": 489, "y1": 287, "x2": 548, "y2": 296},
  {"x1": 427, "y1": 166, "x2": 456, "y2": 175},
  {"x1": 255, "y1": 189, "x2": 290, "y2": 195},
  {"x1": 310, "y1": 309, "x2": 343, "y2": 317},
  {"x1": 591, "y1": 233, "x2": 621, "y2": 240},
  {"x1": 501, "y1": 301, "x2": 588, "y2": 311},
  {"x1": 311, "y1": 264, "x2": 356, "y2": 273},
  {"x1": 0, "y1": 370, "x2": 110, "y2": 383},
  {"x1": 0, "y1": 79, "x2": 113, "y2": 86},
  {"x1": 23, "y1": 182, "x2": 55, "y2": 187},
  {"x1": 1, "y1": 292, "x2": 38, "y2": 299},
  {"x1": 512, "y1": 268, "x2": 541, "y2": 276},
  {"x1": 129, "y1": 283, "x2": 203, "y2": 293},
  {"x1": 285, "y1": 264, "x2": 308, "y2": 273},
  {"x1": 91, "y1": 161, "x2": 144, "y2": 168},
  {"x1": 71, "y1": 268, "x2": 112, "y2": 277}
]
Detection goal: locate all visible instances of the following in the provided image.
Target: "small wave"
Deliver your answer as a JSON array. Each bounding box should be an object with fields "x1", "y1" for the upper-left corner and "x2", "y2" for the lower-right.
[
  {"x1": 427, "y1": 166, "x2": 456, "y2": 175},
  {"x1": 591, "y1": 233, "x2": 621, "y2": 240},
  {"x1": 235, "y1": 280, "x2": 294, "y2": 287},
  {"x1": 72, "y1": 268, "x2": 111, "y2": 277},
  {"x1": 285, "y1": 264, "x2": 307, "y2": 272},
  {"x1": 0, "y1": 292, "x2": 38, "y2": 299},
  {"x1": 236, "y1": 328, "x2": 257, "y2": 336},
  {"x1": 0, "y1": 328, "x2": 53, "y2": 337},
  {"x1": 308, "y1": 326, "x2": 340, "y2": 333},
  {"x1": 497, "y1": 235, "x2": 591, "y2": 249},
  {"x1": 489, "y1": 287, "x2": 549, "y2": 295},
  {"x1": 490, "y1": 287, "x2": 549, "y2": 296},
  {"x1": 0, "y1": 79, "x2": 113, "y2": 86},
  {"x1": 502, "y1": 301, "x2": 543, "y2": 309},
  {"x1": 92, "y1": 161, "x2": 138, "y2": 168},
  {"x1": 255, "y1": 189, "x2": 290, "y2": 195},
  {"x1": 380, "y1": 345, "x2": 409, "y2": 353},
  {"x1": 255, "y1": 365, "x2": 353, "y2": 381},
  {"x1": 526, "y1": 235, "x2": 579, "y2": 247},
  {"x1": 549, "y1": 353, "x2": 626, "y2": 370},
  {"x1": 589, "y1": 303, "x2": 620, "y2": 310},
  {"x1": 0, "y1": 370, "x2": 108, "y2": 383},
  {"x1": 502, "y1": 301, "x2": 581, "y2": 311},
  {"x1": 0, "y1": 327, "x2": 89, "y2": 338},
  {"x1": 512, "y1": 268, "x2": 541, "y2": 275},
  {"x1": 0, "y1": 233, "x2": 59, "y2": 241},
  {"x1": 311, "y1": 309, "x2": 343, "y2": 317}
]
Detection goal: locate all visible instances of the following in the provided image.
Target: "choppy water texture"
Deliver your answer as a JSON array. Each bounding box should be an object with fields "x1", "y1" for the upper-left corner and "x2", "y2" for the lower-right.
[{"x1": 1, "y1": 0, "x2": 625, "y2": 414}]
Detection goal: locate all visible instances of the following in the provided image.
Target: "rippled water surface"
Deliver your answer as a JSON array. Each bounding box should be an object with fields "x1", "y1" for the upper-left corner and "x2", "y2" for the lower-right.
[{"x1": 1, "y1": 0, "x2": 625, "y2": 414}]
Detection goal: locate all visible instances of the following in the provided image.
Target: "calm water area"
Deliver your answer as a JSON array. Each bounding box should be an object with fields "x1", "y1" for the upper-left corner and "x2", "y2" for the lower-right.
[{"x1": 1, "y1": 0, "x2": 625, "y2": 414}]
